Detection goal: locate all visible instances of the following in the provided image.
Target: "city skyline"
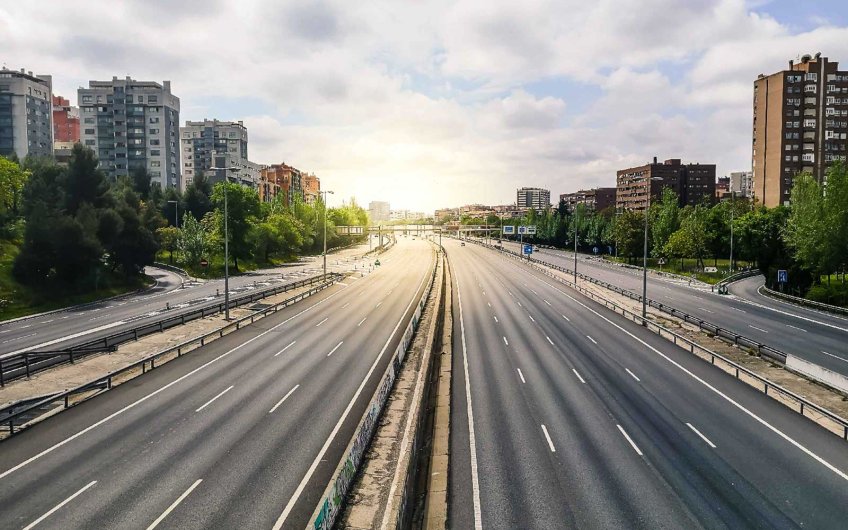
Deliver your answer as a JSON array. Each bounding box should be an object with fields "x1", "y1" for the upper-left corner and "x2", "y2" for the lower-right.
[{"x1": 3, "y1": 1, "x2": 848, "y2": 211}]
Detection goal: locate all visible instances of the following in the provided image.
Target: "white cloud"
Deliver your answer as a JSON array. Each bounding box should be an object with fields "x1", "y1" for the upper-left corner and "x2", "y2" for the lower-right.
[{"x1": 0, "y1": 0, "x2": 845, "y2": 211}]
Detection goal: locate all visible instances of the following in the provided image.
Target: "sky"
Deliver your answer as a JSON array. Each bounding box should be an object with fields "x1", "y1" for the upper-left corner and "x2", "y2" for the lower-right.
[{"x1": 2, "y1": 0, "x2": 848, "y2": 212}]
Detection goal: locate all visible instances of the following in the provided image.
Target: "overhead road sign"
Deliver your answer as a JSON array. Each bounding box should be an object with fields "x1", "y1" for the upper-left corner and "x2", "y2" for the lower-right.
[{"x1": 503, "y1": 226, "x2": 515, "y2": 235}]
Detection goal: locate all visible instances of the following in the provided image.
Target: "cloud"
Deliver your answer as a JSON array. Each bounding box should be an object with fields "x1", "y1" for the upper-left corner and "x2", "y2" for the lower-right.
[{"x1": 0, "y1": 0, "x2": 845, "y2": 211}]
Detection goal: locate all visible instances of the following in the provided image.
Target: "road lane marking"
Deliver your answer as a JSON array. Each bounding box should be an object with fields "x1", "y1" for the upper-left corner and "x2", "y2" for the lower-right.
[
  {"x1": 23, "y1": 480, "x2": 97, "y2": 530},
  {"x1": 544, "y1": 300, "x2": 552, "y2": 306},
  {"x1": 697, "y1": 307, "x2": 714, "y2": 313},
  {"x1": 269, "y1": 385, "x2": 300, "y2": 413},
  {"x1": 274, "y1": 341, "x2": 297, "y2": 357},
  {"x1": 686, "y1": 422, "x2": 717, "y2": 448},
  {"x1": 546, "y1": 336, "x2": 554, "y2": 345},
  {"x1": 749, "y1": 325, "x2": 768, "y2": 333},
  {"x1": 19, "y1": 324, "x2": 31, "y2": 329},
  {"x1": 42, "y1": 319, "x2": 54, "y2": 324},
  {"x1": 786, "y1": 324, "x2": 807, "y2": 332},
  {"x1": 530, "y1": 289, "x2": 538, "y2": 295},
  {"x1": 528, "y1": 314, "x2": 535, "y2": 323},
  {"x1": 358, "y1": 317, "x2": 367, "y2": 327},
  {"x1": 731, "y1": 307, "x2": 747, "y2": 313},
  {"x1": 0, "y1": 280, "x2": 352, "y2": 481},
  {"x1": 376, "y1": 302, "x2": 383, "y2": 308},
  {"x1": 503, "y1": 336, "x2": 509, "y2": 346},
  {"x1": 572, "y1": 369, "x2": 586, "y2": 384},
  {"x1": 493, "y1": 316, "x2": 498, "y2": 323},
  {"x1": 561, "y1": 314, "x2": 570, "y2": 322},
  {"x1": 517, "y1": 368, "x2": 526, "y2": 383},
  {"x1": 146, "y1": 479, "x2": 203, "y2": 530},
  {"x1": 1, "y1": 332, "x2": 37, "y2": 344},
  {"x1": 487, "y1": 302, "x2": 491, "y2": 307},
  {"x1": 316, "y1": 317, "x2": 329, "y2": 327},
  {"x1": 272, "y1": 258, "x2": 435, "y2": 530},
  {"x1": 541, "y1": 425, "x2": 556, "y2": 452},
  {"x1": 533, "y1": 274, "x2": 848, "y2": 483},
  {"x1": 195, "y1": 385, "x2": 234, "y2": 412},
  {"x1": 516, "y1": 301, "x2": 522, "y2": 308},
  {"x1": 327, "y1": 341, "x2": 344, "y2": 357},
  {"x1": 2, "y1": 319, "x2": 128, "y2": 358},
  {"x1": 617, "y1": 425, "x2": 643, "y2": 456},
  {"x1": 586, "y1": 335, "x2": 597, "y2": 344},
  {"x1": 625, "y1": 369, "x2": 641, "y2": 382},
  {"x1": 821, "y1": 351, "x2": 848, "y2": 363},
  {"x1": 342, "y1": 302, "x2": 350, "y2": 309}
]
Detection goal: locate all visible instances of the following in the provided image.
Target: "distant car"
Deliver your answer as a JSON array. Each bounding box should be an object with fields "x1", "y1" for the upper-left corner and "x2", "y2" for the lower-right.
[
  {"x1": 532, "y1": 245, "x2": 538, "y2": 252},
  {"x1": 461, "y1": 242, "x2": 465, "y2": 246}
]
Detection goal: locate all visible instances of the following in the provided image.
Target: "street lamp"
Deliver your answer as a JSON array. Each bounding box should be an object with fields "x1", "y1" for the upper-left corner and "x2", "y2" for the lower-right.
[
  {"x1": 209, "y1": 164, "x2": 241, "y2": 320},
  {"x1": 641, "y1": 175, "x2": 664, "y2": 321},
  {"x1": 167, "y1": 200, "x2": 179, "y2": 227},
  {"x1": 729, "y1": 190, "x2": 735, "y2": 273},
  {"x1": 321, "y1": 190, "x2": 335, "y2": 275}
]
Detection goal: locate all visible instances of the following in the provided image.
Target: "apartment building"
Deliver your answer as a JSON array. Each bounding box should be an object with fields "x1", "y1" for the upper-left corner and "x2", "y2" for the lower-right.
[
  {"x1": 559, "y1": 187, "x2": 616, "y2": 212},
  {"x1": 516, "y1": 187, "x2": 551, "y2": 210},
  {"x1": 753, "y1": 53, "x2": 848, "y2": 207},
  {"x1": 180, "y1": 119, "x2": 259, "y2": 190},
  {"x1": 302, "y1": 173, "x2": 320, "y2": 204},
  {"x1": 616, "y1": 157, "x2": 716, "y2": 211},
  {"x1": 369, "y1": 201, "x2": 391, "y2": 223},
  {"x1": 259, "y1": 163, "x2": 304, "y2": 205},
  {"x1": 730, "y1": 170, "x2": 753, "y2": 198},
  {"x1": 52, "y1": 95, "x2": 79, "y2": 144},
  {"x1": 78, "y1": 77, "x2": 180, "y2": 187},
  {"x1": 0, "y1": 67, "x2": 53, "y2": 160}
]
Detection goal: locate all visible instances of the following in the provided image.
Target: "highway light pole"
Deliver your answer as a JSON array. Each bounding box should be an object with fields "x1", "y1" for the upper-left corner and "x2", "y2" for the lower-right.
[
  {"x1": 322, "y1": 190, "x2": 334, "y2": 276},
  {"x1": 729, "y1": 190, "x2": 735, "y2": 273},
  {"x1": 209, "y1": 164, "x2": 241, "y2": 320},
  {"x1": 573, "y1": 220, "x2": 578, "y2": 284},
  {"x1": 642, "y1": 175, "x2": 664, "y2": 321}
]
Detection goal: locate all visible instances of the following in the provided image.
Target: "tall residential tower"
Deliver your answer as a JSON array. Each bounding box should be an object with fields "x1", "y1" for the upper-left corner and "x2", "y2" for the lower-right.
[{"x1": 0, "y1": 67, "x2": 53, "y2": 160}]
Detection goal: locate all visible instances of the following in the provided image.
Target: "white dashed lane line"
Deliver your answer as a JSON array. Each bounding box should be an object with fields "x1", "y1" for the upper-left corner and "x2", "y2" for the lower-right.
[
  {"x1": 686, "y1": 422, "x2": 717, "y2": 449},
  {"x1": 517, "y1": 369, "x2": 526, "y2": 384},
  {"x1": 572, "y1": 369, "x2": 586, "y2": 384},
  {"x1": 586, "y1": 335, "x2": 597, "y2": 345},
  {"x1": 625, "y1": 369, "x2": 641, "y2": 382},
  {"x1": 617, "y1": 424, "x2": 643, "y2": 456},
  {"x1": 541, "y1": 425, "x2": 556, "y2": 453},
  {"x1": 749, "y1": 325, "x2": 768, "y2": 333}
]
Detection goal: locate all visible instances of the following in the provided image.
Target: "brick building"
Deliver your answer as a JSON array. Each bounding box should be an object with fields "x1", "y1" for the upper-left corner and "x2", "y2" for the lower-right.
[
  {"x1": 616, "y1": 157, "x2": 716, "y2": 211},
  {"x1": 559, "y1": 187, "x2": 616, "y2": 212},
  {"x1": 259, "y1": 163, "x2": 304, "y2": 205}
]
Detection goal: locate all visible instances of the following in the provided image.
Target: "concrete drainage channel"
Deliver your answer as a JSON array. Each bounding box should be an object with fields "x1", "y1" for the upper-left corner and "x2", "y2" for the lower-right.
[{"x1": 310, "y1": 248, "x2": 448, "y2": 530}]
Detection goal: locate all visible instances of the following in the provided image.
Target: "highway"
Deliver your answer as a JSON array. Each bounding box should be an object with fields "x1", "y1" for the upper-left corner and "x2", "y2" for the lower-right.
[
  {"x1": 0, "y1": 238, "x2": 433, "y2": 529},
  {"x1": 446, "y1": 239, "x2": 848, "y2": 529},
  {"x1": 0, "y1": 242, "x2": 376, "y2": 359},
  {"x1": 491, "y1": 239, "x2": 848, "y2": 374}
]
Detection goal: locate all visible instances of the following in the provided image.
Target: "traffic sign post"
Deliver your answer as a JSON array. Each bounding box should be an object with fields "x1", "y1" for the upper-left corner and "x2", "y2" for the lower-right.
[{"x1": 523, "y1": 244, "x2": 533, "y2": 255}]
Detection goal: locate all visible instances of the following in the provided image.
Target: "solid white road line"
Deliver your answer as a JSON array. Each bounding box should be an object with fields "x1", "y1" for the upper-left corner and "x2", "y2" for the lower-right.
[
  {"x1": 821, "y1": 351, "x2": 848, "y2": 363},
  {"x1": 316, "y1": 317, "x2": 329, "y2": 327},
  {"x1": 546, "y1": 336, "x2": 554, "y2": 345},
  {"x1": 269, "y1": 385, "x2": 300, "y2": 413},
  {"x1": 503, "y1": 336, "x2": 509, "y2": 346},
  {"x1": 541, "y1": 424, "x2": 556, "y2": 452},
  {"x1": 786, "y1": 324, "x2": 807, "y2": 332},
  {"x1": 195, "y1": 385, "x2": 234, "y2": 413},
  {"x1": 146, "y1": 479, "x2": 203, "y2": 530},
  {"x1": 533, "y1": 274, "x2": 848, "y2": 483},
  {"x1": 3, "y1": 319, "x2": 128, "y2": 358},
  {"x1": 0, "y1": 281, "x2": 351, "y2": 481},
  {"x1": 357, "y1": 317, "x2": 367, "y2": 327},
  {"x1": 272, "y1": 258, "x2": 433, "y2": 530},
  {"x1": 617, "y1": 424, "x2": 643, "y2": 456},
  {"x1": 686, "y1": 422, "x2": 717, "y2": 448},
  {"x1": 517, "y1": 368, "x2": 526, "y2": 383},
  {"x1": 586, "y1": 335, "x2": 597, "y2": 344},
  {"x1": 749, "y1": 324, "x2": 768, "y2": 333},
  {"x1": 572, "y1": 368, "x2": 586, "y2": 384},
  {"x1": 327, "y1": 341, "x2": 344, "y2": 357},
  {"x1": 23, "y1": 480, "x2": 97, "y2": 530},
  {"x1": 742, "y1": 295, "x2": 848, "y2": 333},
  {"x1": 625, "y1": 369, "x2": 641, "y2": 382},
  {"x1": 274, "y1": 341, "x2": 297, "y2": 357}
]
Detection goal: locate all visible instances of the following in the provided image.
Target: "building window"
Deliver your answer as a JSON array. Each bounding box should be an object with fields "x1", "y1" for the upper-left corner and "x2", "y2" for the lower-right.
[
  {"x1": 151, "y1": 150, "x2": 160, "y2": 156},
  {"x1": 148, "y1": 96, "x2": 158, "y2": 103}
]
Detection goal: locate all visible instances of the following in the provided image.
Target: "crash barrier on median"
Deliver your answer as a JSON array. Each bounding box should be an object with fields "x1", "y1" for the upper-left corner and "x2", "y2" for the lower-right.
[
  {"x1": 714, "y1": 269, "x2": 761, "y2": 294},
  {"x1": 759, "y1": 284, "x2": 848, "y2": 317},
  {"x1": 0, "y1": 275, "x2": 342, "y2": 436},
  {"x1": 786, "y1": 355, "x2": 848, "y2": 394},
  {"x1": 310, "y1": 249, "x2": 439, "y2": 530},
  {"x1": 469, "y1": 239, "x2": 848, "y2": 441},
  {"x1": 469, "y1": 238, "x2": 789, "y2": 365},
  {"x1": 0, "y1": 273, "x2": 342, "y2": 386}
]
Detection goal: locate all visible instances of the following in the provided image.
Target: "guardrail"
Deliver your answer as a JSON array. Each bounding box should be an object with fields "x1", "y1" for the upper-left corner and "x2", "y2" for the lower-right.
[
  {"x1": 0, "y1": 273, "x2": 343, "y2": 386},
  {"x1": 151, "y1": 261, "x2": 192, "y2": 279},
  {"x1": 759, "y1": 284, "x2": 848, "y2": 317},
  {"x1": 0, "y1": 275, "x2": 342, "y2": 435},
  {"x1": 481, "y1": 241, "x2": 848, "y2": 441},
  {"x1": 310, "y1": 249, "x2": 439, "y2": 530},
  {"x1": 471, "y1": 239, "x2": 789, "y2": 365}
]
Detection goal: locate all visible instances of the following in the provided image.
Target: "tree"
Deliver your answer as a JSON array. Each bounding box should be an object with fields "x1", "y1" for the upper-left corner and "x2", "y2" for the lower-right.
[
  {"x1": 178, "y1": 215, "x2": 208, "y2": 267},
  {"x1": 63, "y1": 144, "x2": 112, "y2": 215},
  {"x1": 211, "y1": 182, "x2": 260, "y2": 271},
  {"x1": 650, "y1": 188, "x2": 680, "y2": 258},
  {"x1": 156, "y1": 226, "x2": 181, "y2": 263},
  {"x1": 0, "y1": 157, "x2": 28, "y2": 221},
  {"x1": 130, "y1": 166, "x2": 152, "y2": 201},
  {"x1": 612, "y1": 210, "x2": 644, "y2": 262},
  {"x1": 184, "y1": 171, "x2": 213, "y2": 221}
]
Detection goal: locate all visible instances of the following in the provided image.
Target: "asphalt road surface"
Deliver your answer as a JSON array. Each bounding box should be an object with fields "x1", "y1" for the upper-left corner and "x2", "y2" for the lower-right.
[
  {"x1": 446, "y1": 239, "x2": 848, "y2": 529},
  {"x1": 0, "y1": 238, "x2": 434, "y2": 529},
  {"x1": 491, "y1": 239, "x2": 848, "y2": 375},
  {"x1": 0, "y1": 242, "x2": 378, "y2": 359}
]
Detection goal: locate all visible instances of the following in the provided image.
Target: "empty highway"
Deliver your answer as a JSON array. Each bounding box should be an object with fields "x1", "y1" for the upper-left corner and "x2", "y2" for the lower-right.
[
  {"x1": 446, "y1": 239, "x2": 848, "y2": 529},
  {"x1": 0, "y1": 238, "x2": 433, "y2": 529}
]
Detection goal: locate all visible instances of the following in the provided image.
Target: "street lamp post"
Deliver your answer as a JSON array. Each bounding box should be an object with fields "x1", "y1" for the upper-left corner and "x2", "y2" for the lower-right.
[
  {"x1": 167, "y1": 200, "x2": 179, "y2": 227},
  {"x1": 208, "y1": 164, "x2": 241, "y2": 320},
  {"x1": 729, "y1": 190, "x2": 735, "y2": 273},
  {"x1": 642, "y1": 175, "x2": 664, "y2": 321},
  {"x1": 322, "y1": 190, "x2": 335, "y2": 276},
  {"x1": 573, "y1": 219, "x2": 578, "y2": 284}
]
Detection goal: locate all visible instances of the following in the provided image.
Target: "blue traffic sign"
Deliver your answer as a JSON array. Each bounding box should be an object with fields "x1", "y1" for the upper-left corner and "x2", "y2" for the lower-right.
[
  {"x1": 502, "y1": 225, "x2": 515, "y2": 235},
  {"x1": 523, "y1": 244, "x2": 533, "y2": 255},
  {"x1": 777, "y1": 269, "x2": 788, "y2": 283}
]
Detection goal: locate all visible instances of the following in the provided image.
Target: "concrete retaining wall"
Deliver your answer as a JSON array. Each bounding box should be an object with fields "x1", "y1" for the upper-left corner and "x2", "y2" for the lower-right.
[{"x1": 786, "y1": 355, "x2": 848, "y2": 394}]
